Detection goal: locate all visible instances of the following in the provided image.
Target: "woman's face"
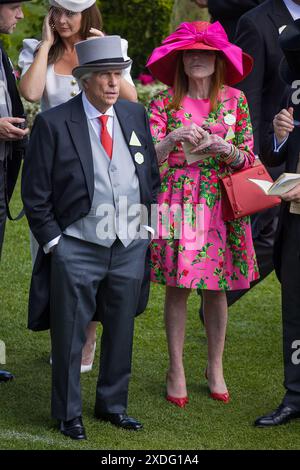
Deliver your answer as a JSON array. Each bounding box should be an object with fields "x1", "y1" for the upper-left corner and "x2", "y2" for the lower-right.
[
  {"x1": 50, "y1": 7, "x2": 82, "y2": 39},
  {"x1": 183, "y1": 50, "x2": 216, "y2": 80}
]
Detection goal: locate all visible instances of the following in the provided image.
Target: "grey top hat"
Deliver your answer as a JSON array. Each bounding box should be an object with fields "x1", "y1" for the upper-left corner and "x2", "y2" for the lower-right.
[{"x1": 73, "y1": 36, "x2": 132, "y2": 79}]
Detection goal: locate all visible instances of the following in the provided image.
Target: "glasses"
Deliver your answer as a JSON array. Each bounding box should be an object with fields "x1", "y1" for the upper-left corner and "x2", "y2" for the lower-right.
[{"x1": 50, "y1": 7, "x2": 79, "y2": 19}]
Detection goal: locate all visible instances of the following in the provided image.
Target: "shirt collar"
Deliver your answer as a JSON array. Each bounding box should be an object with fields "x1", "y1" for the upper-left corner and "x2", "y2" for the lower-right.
[
  {"x1": 82, "y1": 91, "x2": 114, "y2": 120},
  {"x1": 283, "y1": 0, "x2": 300, "y2": 20}
]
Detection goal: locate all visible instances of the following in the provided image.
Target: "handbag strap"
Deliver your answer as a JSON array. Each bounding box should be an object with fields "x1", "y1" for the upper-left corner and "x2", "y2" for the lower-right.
[{"x1": 3, "y1": 144, "x2": 24, "y2": 221}]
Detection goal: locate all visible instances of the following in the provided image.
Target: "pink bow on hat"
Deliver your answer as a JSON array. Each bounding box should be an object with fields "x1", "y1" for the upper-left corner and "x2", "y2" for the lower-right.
[
  {"x1": 147, "y1": 21, "x2": 243, "y2": 77},
  {"x1": 162, "y1": 21, "x2": 229, "y2": 49}
]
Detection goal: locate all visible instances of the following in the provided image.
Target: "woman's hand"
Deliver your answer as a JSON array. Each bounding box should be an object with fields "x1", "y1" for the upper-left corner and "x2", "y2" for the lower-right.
[
  {"x1": 273, "y1": 107, "x2": 294, "y2": 144},
  {"x1": 88, "y1": 28, "x2": 105, "y2": 38},
  {"x1": 192, "y1": 0, "x2": 208, "y2": 7},
  {"x1": 169, "y1": 124, "x2": 208, "y2": 147},
  {"x1": 42, "y1": 12, "x2": 55, "y2": 47},
  {"x1": 190, "y1": 133, "x2": 231, "y2": 156}
]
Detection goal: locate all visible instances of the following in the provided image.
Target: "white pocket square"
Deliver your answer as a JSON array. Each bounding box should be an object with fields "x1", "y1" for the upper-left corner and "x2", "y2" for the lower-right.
[
  {"x1": 129, "y1": 131, "x2": 142, "y2": 146},
  {"x1": 279, "y1": 25, "x2": 287, "y2": 34}
]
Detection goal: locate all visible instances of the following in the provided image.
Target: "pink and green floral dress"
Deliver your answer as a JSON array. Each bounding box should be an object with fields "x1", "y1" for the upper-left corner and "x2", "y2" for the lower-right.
[{"x1": 148, "y1": 85, "x2": 259, "y2": 290}]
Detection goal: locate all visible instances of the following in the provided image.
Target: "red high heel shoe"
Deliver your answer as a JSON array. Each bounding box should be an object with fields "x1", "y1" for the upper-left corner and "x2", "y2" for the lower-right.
[
  {"x1": 166, "y1": 394, "x2": 189, "y2": 408},
  {"x1": 205, "y1": 368, "x2": 230, "y2": 403},
  {"x1": 210, "y1": 391, "x2": 230, "y2": 403}
]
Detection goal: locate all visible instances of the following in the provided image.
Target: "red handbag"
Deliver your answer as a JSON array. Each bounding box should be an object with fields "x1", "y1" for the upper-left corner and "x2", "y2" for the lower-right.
[{"x1": 220, "y1": 160, "x2": 281, "y2": 221}]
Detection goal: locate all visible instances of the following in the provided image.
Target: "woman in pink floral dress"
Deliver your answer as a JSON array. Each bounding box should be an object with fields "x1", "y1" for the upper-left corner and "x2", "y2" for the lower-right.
[{"x1": 147, "y1": 21, "x2": 259, "y2": 406}]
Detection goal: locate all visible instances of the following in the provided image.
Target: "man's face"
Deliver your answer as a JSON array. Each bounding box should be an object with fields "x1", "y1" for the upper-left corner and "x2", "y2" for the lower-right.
[
  {"x1": 84, "y1": 70, "x2": 122, "y2": 113},
  {"x1": 0, "y1": 3, "x2": 24, "y2": 34}
]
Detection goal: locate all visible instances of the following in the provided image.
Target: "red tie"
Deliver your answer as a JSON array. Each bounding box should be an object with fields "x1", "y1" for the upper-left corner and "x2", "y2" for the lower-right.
[{"x1": 98, "y1": 115, "x2": 113, "y2": 159}]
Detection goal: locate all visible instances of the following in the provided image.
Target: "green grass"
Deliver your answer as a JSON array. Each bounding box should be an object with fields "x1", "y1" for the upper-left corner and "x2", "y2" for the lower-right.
[{"x1": 1, "y1": 183, "x2": 300, "y2": 450}]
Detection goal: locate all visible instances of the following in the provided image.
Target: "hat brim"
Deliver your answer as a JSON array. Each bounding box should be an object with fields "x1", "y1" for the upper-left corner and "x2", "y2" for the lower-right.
[
  {"x1": 73, "y1": 60, "x2": 132, "y2": 79},
  {"x1": 147, "y1": 48, "x2": 253, "y2": 87}
]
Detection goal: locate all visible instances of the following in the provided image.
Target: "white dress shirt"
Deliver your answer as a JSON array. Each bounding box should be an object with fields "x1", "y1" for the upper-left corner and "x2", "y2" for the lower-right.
[{"x1": 283, "y1": 0, "x2": 300, "y2": 20}]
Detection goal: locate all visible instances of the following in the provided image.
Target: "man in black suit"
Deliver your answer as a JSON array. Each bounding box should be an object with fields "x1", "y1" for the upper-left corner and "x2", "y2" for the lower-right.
[
  {"x1": 223, "y1": 0, "x2": 300, "y2": 307},
  {"x1": 0, "y1": 0, "x2": 30, "y2": 382},
  {"x1": 192, "y1": 0, "x2": 265, "y2": 42},
  {"x1": 255, "y1": 20, "x2": 300, "y2": 426},
  {"x1": 22, "y1": 36, "x2": 160, "y2": 440}
]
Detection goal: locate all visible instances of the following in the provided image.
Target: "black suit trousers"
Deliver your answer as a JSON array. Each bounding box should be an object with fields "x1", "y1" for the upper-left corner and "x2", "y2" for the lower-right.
[{"x1": 281, "y1": 213, "x2": 300, "y2": 408}]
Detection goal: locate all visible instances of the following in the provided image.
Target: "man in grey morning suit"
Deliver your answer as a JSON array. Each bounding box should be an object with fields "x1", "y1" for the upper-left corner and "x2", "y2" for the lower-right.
[{"x1": 22, "y1": 36, "x2": 160, "y2": 440}]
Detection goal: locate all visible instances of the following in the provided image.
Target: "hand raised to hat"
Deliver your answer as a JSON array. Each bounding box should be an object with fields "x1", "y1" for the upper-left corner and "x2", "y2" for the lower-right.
[
  {"x1": 42, "y1": 12, "x2": 55, "y2": 48},
  {"x1": 87, "y1": 28, "x2": 105, "y2": 39},
  {"x1": 273, "y1": 107, "x2": 294, "y2": 145},
  {"x1": 191, "y1": 0, "x2": 208, "y2": 7}
]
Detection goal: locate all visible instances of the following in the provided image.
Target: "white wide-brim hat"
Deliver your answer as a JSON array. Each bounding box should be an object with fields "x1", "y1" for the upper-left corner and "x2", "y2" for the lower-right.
[
  {"x1": 73, "y1": 36, "x2": 132, "y2": 79},
  {"x1": 49, "y1": 0, "x2": 96, "y2": 12}
]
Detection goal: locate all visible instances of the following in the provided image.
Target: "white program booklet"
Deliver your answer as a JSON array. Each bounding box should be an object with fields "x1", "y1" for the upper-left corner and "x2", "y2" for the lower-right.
[
  {"x1": 182, "y1": 141, "x2": 211, "y2": 165},
  {"x1": 248, "y1": 173, "x2": 300, "y2": 196}
]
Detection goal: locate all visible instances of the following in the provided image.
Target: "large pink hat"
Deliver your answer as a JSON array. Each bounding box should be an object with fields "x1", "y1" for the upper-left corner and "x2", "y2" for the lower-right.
[{"x1": 146, "y1": 21, "x2": 253, "y2": 86}]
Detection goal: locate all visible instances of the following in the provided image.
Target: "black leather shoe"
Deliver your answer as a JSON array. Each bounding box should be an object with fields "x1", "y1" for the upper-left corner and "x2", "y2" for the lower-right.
[
  {"x1": 59, "y1": 416, "x2": 87, "y2": 440},
  {"x1": 255, "y1": 404, "x2": 300, "y2": 427},
  {"x1": 0, "y1": 370, "x2": 14, "y2": 382},
  {"x1": 95, "y1": 411, "x2": 143, "y2": 431}
]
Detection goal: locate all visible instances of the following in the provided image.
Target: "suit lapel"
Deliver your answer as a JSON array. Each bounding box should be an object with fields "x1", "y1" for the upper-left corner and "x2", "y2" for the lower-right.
[
  {"x1": 268, "y1": 0, "x2": 294, "y2": 31},
  {"x1": 66, "y1": 93, "x2": 94, "y2": 202},
  {"x1": 114, "y1": 101, "x2": 144, "y2": 176}
]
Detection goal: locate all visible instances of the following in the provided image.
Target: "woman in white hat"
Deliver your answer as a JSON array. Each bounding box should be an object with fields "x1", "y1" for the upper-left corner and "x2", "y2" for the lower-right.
[
  {"x1": 18, "y1": 0, "x2": 137, "y2": 374},
  {"x1": 19, "y1": 1, "x2": 136, "y2": 109}
]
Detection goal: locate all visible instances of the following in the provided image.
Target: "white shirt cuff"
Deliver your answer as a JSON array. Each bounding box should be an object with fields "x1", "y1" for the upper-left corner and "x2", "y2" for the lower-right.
[
  {"x1": 43, "y1": 235, "x2": 61, "y2": 254},
  {"x1": 274, "y1": 134, "x2": 288, "y2": 152}
]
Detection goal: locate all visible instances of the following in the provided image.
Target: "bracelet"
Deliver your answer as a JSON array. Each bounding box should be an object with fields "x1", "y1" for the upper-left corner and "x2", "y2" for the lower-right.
[{"x1": 222, "y1": 144, "x2": 245, "y2": 168}]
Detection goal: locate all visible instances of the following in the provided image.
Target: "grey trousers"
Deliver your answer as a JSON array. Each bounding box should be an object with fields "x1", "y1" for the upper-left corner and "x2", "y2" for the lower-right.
[
  {"x1": 50, "y1": 234, "x2": 149, "y2": 421},
  {"x1": 0, "y1": 161, "x2": 6, "y2": 261}
]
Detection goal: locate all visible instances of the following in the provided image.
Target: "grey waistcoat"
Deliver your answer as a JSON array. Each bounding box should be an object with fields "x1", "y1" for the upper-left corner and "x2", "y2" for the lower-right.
[{"x1": 64, "y1": 113, "x2": 141, "y2": 247}]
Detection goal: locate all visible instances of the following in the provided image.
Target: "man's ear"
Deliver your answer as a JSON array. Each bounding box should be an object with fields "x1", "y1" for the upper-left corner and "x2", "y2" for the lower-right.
[{"x1": 81, "y1": 79, "x2": 89, "y2": 92}]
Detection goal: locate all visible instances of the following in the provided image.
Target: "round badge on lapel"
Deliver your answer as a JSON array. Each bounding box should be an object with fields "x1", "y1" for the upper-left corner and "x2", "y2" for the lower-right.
[
  {"x1": 134, "y1": 152, "x2": 144, "y2": 164},
  {"x1": 224, "y1": 114, "x2": 236, "y2": 126}
]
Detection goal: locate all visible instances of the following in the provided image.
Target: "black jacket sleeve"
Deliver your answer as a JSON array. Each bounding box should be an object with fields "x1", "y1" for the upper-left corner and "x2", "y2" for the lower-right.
[
  {"x1": 234, "y1": 13, "x2": 265, "y2": 153},
  {"x1": 21, "y1": 114, "x2": 62, "y2": 247}
]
